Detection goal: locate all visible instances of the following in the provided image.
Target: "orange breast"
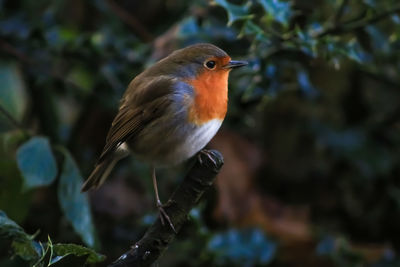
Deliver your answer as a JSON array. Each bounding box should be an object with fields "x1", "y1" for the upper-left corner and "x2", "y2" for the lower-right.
[{"x1": 186, "y1": 70, "x2": 229, "y2": 125}]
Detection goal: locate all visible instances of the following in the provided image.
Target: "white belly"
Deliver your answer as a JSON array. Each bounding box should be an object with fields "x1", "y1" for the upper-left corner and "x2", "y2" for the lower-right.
[
  {"x1": 127, "y1": 118, "x2": 223, "y2": 166},
  {"x1": 170, "y1": 119, "x2": 223, "y2": 163}
]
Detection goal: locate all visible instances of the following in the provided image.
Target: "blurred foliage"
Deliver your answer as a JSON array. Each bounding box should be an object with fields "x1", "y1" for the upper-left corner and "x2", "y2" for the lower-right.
[
  {"x1": 1, "y1": 0, "x2": 400, "y2": 266},
  {"x1": 208, "y1": 228, "x2": 276, "y2": 266},
  {"x1": 0, "y1": 211, "x2": 104, "y2": 266}
]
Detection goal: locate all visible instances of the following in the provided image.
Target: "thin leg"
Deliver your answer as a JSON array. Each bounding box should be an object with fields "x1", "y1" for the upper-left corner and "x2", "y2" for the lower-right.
[{"x1": 151, "y1": 166, "x2": 176, "y2": 233}]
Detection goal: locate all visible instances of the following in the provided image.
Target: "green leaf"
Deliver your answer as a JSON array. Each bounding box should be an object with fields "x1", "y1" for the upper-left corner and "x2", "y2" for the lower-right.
[
  {"x1": 0, "y1": 210, "x2": 40, "y2": 262},
  {"x1": 16, "y1": 137, "x2": 57, "y2": 191},
  {"x1": 257, "y1": 0, "x2": 293, "y2": 26},
  {"x1": 57, "y1": 148, "x2": 96, "y2": 248},
  {"x1": 66, "y1": 65, "x2": 94, "y2": 95},
  {"x1": 239, "y1": 20, "x2": 269, "y2": 42},
  {"x1": 0, "y1": 62, "x2": 28, "y2": 132},
  {"x1": 345, "y1": 39, "x2": 369, "y2": 63},
  {"x1": 0, "y1": 211, "x2": 104, "y2": 265},
  {"x1": 53, "y1": 243, "x2": 105, "y2": 264},
  {"x1": 213, "y1": 0, "x2": 253, "y2": 26},
  {"x1": 0, "y1": 210, "x2": 30, "y2": 241}
]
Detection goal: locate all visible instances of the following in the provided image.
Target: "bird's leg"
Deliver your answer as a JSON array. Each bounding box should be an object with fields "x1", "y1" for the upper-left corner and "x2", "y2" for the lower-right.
[{"x1": 151, "y1": 166, "x2": 176, "y2": 233}]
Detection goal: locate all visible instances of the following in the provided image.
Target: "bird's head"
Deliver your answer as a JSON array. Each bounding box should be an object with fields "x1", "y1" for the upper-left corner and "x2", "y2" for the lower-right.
[{"x1": 148, "y1": 43, "x2": 248, "y2": 79}]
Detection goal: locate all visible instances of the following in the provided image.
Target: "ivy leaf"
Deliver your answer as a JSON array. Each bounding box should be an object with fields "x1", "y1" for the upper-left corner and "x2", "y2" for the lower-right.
[
  {"x1": 239, "y1": 20, "x2": 270, "y2": 42},
  {"x1": 0, "y1": 211, "x2": 105, "y2": 265},
  {"x1": 213, "y1": 0, "x2": 253, "y2": 26},
  {"x1": 0, "y1": 210, "x2": 31, "y2": 242},
  {"x1": 52, "y1": 243, "x2": 105, "y2": 264},
  {"x1": 57, "y1": 148, "x2": 97, "y2": 248},
  {"x1": 257, "y1": 0, "x2": 293, "y2": 26},
  {"x1": 0, "y1": 62, "x2": 28, "y2": 132},
  {"x1": 16, "y1": 136, "x2": 58, "y2": 191},
  {"x1": 345, "y1": 39, "x2": 370, "y2": 63},
  {"x1": 0, "y1": 210, "x2": 40, "y2": 262}
]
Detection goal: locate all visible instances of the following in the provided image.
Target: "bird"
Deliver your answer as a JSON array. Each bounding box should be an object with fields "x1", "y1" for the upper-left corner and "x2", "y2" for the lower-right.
[{"x1": 81, "y1": 43, "x2": 247, "y2": 231}]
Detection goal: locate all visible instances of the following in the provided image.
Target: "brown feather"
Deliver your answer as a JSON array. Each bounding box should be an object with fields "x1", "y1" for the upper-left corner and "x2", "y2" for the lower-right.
[{"x1": 97, "y1": 77, "x2": 176, "y2": 164}]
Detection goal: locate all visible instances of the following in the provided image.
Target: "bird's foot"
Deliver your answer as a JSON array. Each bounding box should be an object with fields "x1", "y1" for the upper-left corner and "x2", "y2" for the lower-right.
[
  {"x1": 157, "y1": 200, "x2": 176, "y2": 233},
  {"x1": 198, "y1": 149, "x2": 217, "y2": 166}
]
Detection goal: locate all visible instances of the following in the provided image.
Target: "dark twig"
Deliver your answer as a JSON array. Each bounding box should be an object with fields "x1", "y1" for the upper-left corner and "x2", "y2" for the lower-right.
[
  {"x1": 0, "y1": 39, "x2": 31, "y2": 64},
  {"x1": 318, "y1": 5, "x2": 400, "y2": 37},
  {"x1": 0, "y1": 104, "x2": 25, "y2": 131},
  {"x1": 106, "y1": 0, "x2": 153, "y2": 42},
  {"x1": 333, "y1": 0, "x2": 349, "y2": 25},
  {"x1": 108, "y1": 149, "x2": 224, "y2": 267}
]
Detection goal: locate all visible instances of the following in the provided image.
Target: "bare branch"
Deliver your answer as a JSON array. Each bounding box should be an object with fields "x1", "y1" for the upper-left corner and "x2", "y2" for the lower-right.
[
  {"x1": 108, "y1": 149, "x2": 224, "y2": 267},
  {"x1": 318, "y1": 5, "x2": 400, "y2": 37}
]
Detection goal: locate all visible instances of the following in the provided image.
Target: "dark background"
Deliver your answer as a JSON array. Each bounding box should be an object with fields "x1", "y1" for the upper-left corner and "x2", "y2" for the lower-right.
[{"x1": 1, "y1": 0, "x2": 400, "y2": 266}]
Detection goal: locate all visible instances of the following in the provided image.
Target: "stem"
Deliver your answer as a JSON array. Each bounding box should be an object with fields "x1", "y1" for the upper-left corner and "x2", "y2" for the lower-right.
[{"x1": 318, "y1": 5, "x2": 400, "y2": 37}]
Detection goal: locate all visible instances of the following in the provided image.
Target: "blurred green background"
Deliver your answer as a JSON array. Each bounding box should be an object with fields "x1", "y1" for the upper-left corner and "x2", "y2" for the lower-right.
[{"x1": 1, "y1": 0, "x2": 400, "y2": 266}]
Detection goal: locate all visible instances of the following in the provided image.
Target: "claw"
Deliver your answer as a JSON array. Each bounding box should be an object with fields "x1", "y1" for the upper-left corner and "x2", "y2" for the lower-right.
[
  {"x1": 157, "y1": 201, "x2": 176, "y2": 233},
  {"x1": 152, "y1": 167, "x2": 177, "y2": 233},
  {"x1": 198, "y1": 150, "x2": 217, "y2": 166}
]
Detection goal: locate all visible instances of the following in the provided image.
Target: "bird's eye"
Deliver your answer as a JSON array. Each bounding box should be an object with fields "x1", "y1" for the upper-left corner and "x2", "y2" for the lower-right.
[{"x1": 204, "y1": 60, "x2": 216, "y2": 70}]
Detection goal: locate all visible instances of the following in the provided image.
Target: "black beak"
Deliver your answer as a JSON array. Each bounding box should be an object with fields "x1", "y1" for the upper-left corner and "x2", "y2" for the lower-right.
[{"x1": 223, "y1": 60, "x2": 248, "y2": 69}]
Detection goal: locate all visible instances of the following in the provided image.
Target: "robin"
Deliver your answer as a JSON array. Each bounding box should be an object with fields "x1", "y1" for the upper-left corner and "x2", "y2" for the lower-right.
[{"x1": 81, "y1": 43, "x2": 247, "y2": 231}]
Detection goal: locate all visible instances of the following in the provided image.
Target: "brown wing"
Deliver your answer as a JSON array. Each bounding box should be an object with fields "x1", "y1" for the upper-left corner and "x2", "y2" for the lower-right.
[{"x1": 97, "y1": 76, "x2": 175, "y2": 163}]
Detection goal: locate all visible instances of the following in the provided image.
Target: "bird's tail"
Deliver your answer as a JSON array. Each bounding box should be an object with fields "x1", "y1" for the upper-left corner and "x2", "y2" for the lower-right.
[{"x1": 81, "y1": 157, "x2": 118, "y2": 192}]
